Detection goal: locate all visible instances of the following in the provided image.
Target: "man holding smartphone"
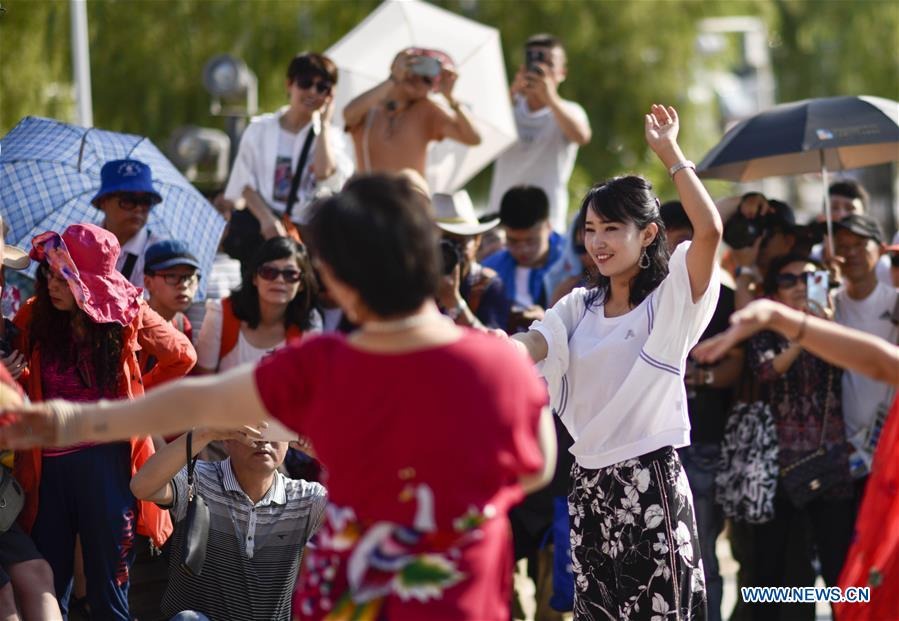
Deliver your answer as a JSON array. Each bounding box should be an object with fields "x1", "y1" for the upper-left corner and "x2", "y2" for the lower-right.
[
  {"x1": 832, "y1": 214, "x2": 899, "y2": 498},
  {"x1": 343, "y1": 47, "x2": 481, "y2": 178},
  {"x1": 488, "y1": 34, "x2": 592, "y2": 234}
]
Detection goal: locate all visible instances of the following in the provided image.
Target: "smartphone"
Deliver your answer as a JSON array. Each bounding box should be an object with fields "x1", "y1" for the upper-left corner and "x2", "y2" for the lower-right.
[
  {"x1": 525, "y1": 48, "x2": 545, "y2": 72},
  {"x1": 410, "y1": 55, "x2": 441, "y2": 79},
  {"x1": 806, "y1": 270, "x2": 829, "y2": 314}
]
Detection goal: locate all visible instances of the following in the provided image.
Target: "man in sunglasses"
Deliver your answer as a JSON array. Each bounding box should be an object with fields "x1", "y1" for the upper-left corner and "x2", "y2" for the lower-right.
[
  {"x1": 343, "y1": 47, "x2": 481, "y2": 178},
  {"x1": 222, "y1": 52, "x2": 353, "y2": 265},
  {"x1": 91, "y1": 158, "x2": 166, "y2": 287}
]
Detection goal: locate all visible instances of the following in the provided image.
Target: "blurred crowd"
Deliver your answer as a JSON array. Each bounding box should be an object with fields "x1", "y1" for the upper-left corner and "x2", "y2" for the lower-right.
[{"x1": 0, "y1": 31, "x2": 897, "y2": 621}]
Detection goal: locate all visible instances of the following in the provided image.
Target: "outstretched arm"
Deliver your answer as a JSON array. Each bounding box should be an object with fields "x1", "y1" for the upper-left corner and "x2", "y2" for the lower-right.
[
  {"x1": 693, "y1": 299, "x2": 899, "y2": 387},
  {"x1": 645, "y1": 105, "x2": 722, "y2": 302},
  {"x1": 0, "y1": 365, "x2": 268, "y2": 449}
]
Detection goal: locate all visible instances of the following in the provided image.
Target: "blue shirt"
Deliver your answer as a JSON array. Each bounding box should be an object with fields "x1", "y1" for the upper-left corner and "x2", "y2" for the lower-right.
[{"x1": 482, "y1": 231, "x2": 565, "y2": 309}]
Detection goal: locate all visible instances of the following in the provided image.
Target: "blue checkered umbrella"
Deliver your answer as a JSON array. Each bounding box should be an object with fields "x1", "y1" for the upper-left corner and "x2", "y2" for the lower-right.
[{"x1": 0, "y1": 116, "x2": 226, "y2": 300}]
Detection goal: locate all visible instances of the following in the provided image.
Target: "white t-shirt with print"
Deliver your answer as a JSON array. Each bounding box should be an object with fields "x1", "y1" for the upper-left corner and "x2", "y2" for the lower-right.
[
  {"x1": 531, "y1": 242, "x2": 720, "y2": 469},
  {"x1": 488, "y1": 95, "x2": 588, "y2": 234},
  {"x1": 834, "y1": 281, "x2": 899, "y2": 439}
]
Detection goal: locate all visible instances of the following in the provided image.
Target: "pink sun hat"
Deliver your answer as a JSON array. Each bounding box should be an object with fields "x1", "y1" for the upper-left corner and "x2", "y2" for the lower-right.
[{"x1": 29, "y1": 224, "x2": 141, "y2": 326}]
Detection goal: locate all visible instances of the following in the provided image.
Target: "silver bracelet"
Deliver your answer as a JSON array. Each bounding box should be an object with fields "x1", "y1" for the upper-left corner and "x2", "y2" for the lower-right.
[{"x1": 668, "y1": 160, "x2": 696, "y2": 179}]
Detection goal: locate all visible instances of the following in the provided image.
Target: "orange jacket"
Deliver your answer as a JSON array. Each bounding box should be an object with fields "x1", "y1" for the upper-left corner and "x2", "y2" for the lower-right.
[{"x1": 12, "y1": 298, "x2": 197, "y2": 547}]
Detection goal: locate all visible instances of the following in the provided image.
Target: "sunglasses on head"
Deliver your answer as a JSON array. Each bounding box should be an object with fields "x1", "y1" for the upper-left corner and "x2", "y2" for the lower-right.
[
  {"x1": 256, "y1": 265, "x2": 302, "y2": 283},
  {"x1": 776, "y1": 271, "x2": 815, "y2": 289},
  {"x1": 115, "y1": 193, "x2": 156, "y2": 211},
  {"x1": 295, "y1": 77, "x2": 332, "y2": 95}
]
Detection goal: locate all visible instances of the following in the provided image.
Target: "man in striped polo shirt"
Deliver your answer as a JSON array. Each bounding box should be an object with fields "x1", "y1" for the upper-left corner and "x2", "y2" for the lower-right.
[{"x1": 130, "y1": 427, "x2": 327, "y2": 621}]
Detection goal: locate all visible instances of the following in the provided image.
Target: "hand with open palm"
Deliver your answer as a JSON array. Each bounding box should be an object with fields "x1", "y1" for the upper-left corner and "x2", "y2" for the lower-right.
[{"x1": 644, "y1": 104, "x2": 680, "y2": 157}]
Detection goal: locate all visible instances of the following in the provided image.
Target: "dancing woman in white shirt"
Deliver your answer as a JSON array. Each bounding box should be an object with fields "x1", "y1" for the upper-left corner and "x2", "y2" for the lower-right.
[{"x1": 513, "y1": 105, "x2": 723, "y2": 620}]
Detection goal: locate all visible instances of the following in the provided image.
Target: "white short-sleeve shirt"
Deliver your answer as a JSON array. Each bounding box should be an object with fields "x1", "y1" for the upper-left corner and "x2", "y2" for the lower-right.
[{"x1": 531, "y1": 242, "x2": 720, "y2": 469}]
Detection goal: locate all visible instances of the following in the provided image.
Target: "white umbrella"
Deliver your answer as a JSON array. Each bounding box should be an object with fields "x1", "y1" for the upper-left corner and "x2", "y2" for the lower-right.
[{"x1": 326, "y1": 0, "x2": 516, "y2": 193}]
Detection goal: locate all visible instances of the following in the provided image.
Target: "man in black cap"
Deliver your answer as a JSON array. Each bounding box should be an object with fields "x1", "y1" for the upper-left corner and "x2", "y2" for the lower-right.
[{"x1": 832, "y1": 214, "x2": 899, "y2": 500}]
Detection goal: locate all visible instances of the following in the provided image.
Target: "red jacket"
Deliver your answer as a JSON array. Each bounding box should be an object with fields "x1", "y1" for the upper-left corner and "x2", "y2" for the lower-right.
[
  {"x1": 12, "y1": 297, "x2": 197, "y2": 547},
  {"x1": 836, "y1": 394, "x2": 899, "y2": 620}
]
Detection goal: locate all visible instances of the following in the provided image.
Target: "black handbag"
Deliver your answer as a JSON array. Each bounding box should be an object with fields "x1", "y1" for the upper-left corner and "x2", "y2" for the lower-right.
[
  {"x1": 179, "y1": 431, "x2": 210, "y2": 576},
  {"x1": 780, "y1": 367, "x2": 850, "y2": 507}
]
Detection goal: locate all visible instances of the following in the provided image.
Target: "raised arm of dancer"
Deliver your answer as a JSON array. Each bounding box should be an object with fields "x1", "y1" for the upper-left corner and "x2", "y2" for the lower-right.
[
  {"x1": 645, "y1": 104, "x2": 722, "y2": 302},
  {"x1": 693, "y1": 299, "x2": 899, "y2": 387},
  {"x1": 0, "y1": 365, "x2": 267, "y2": 449}
]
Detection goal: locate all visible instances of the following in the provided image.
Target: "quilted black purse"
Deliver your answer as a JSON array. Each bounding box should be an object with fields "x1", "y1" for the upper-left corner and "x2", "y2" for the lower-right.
[
  {"x1": 780, "y1": 368, "x2": 849, "y2": 507},
  {"x1": 179, "y1": 431, "x2": 210, "y2": 576}
]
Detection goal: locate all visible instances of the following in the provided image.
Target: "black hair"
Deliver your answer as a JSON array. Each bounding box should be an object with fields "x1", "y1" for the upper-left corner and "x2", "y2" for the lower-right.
[
  {"x1": 762, "y1": 253, "x2": 823, "y2": 295},
  {"x1": 230, "y1": 237, "x2": 318, "y2": 331},
  {"x1": 499, "y1": 186, "x2": 550, "y2": 230},
  {"x1": 581, "y1": 176, "x2": 669, "y2": 310},
  {"x1": 308, "y1": 174, "x2": 440, "y2": 318},
  {"x1": 659, "y1": 200, "x2": 692, "y2": 233},
  {"x1": 287, "y1": 52, "x2": 338, "y2": 85},
  {"x1": 525, "y1": 33, "x2": 564, "y2": 51},
  {"x1": 31, "y1": 267, "x2": 124, "y2": 395},
  {"x1": 828, "y1": 179, "x2": 869, "y2": 208}
]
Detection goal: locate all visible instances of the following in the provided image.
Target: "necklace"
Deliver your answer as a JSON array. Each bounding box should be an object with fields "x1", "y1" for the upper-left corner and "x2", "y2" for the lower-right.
[
  {"x1": 362, "y1": 312, "x2": 447, "y2": 334},
  {"x1": 383, "y1": 100, "x2": 406, "y2": 138}
]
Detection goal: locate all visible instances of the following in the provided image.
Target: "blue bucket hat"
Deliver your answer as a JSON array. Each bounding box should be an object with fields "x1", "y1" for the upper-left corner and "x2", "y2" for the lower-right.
[
  {"x1": 91, "y1": 159, "x2": 163, "y2": 206},
  {"x1": 144, "y1": 239, "x2": 201, "y2": 273}
]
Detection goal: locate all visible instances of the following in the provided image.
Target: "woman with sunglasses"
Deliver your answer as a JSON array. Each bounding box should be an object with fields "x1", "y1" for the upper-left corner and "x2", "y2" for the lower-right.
[
  {"x1": 222, "y1": 52, "x2": 353, "y2": 258},
  {"x1": 195, "y1": 236, "x2": 319, "y2": 375},
  {"x1": 9, "y1": 223, "x2": 196, "y2": 620},
  {"x1": 735, "y1": 253, "x2": 855, "y2": 619}
]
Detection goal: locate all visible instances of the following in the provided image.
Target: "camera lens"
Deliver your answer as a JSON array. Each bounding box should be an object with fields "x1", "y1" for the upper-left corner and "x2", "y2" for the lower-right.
[{"x1": 723, "y1": 213, "x2": 764, "y2": 250}]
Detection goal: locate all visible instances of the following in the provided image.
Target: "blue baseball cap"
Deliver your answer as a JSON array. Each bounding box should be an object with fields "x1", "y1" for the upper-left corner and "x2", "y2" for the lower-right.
[
  {"x1": 144, "y1": 239, "x2": 201, "y2": 273},
  {"x1": 91, "y1": 159, "x2": 163, "y2": 206}
]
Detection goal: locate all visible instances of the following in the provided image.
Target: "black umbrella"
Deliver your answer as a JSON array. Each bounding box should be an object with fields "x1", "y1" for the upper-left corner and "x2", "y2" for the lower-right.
[{"x1": 697, "y1": 95, "x2": 899, "y2": 251}]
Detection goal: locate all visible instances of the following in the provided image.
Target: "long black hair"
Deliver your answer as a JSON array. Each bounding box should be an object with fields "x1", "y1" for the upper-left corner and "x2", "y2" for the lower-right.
[
  {"x1": 30, "y1": 266, "x2": 124, "y2": 395},
  {"x1": 582, "y1": 175, "x2": 670, "y2": 310},
  {"x1": 230, "y1": 237, "x2": 318, "y2": 330}
]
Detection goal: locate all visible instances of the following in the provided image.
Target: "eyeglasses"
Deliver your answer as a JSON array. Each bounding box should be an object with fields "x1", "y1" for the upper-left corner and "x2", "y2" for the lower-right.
[
  {"x1": 776, "y1": 271, "x2": 815, "y2": 289},
  {"x1": 115, "y1": 193, "x2": 156, "y2": 211},
  {"x1": 152, "y1": 272, "x2": 199, "y2": 286},
  {"x1": 295, "y1": 77, "x2": 332, "y2": 95},
  {"x1": 256, "y1": 266, "x2": 302, "y2": 283}
]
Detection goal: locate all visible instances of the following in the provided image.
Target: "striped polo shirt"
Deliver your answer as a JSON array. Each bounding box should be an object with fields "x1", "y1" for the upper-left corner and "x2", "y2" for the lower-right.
[{"x1": 161, "y1": 458, "x2": 327, "y2": 621}]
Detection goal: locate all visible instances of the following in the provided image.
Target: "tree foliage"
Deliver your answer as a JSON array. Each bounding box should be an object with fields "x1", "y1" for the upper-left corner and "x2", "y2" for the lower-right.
[{"x1": 2, "y1": 0, "x2": 897, "y2": 207}]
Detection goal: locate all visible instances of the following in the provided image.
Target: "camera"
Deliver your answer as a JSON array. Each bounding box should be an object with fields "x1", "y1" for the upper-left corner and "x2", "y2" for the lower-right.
[
  {"x1": 525, "y1": 48, "x2": 546, "y2": 73},
  {"x1": 723, "y1": 213, "x2": 770, "y2": 249},
  {"x1": 440, "y1": 238, "x2": 462, "y2": 276},
  {"x1": 723, "y1": 198, "x2": 798, "y2": 250},
  {"x1": 410, "y1": 55, "x2": 441, "y2": 79}
]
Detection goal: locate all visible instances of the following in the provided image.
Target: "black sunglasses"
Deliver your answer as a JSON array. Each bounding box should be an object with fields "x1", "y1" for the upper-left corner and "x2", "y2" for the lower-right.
[
  {"x1": 776, "y1": 271, "x2": 814, "y2": 289},
  {"x1": 115, "y1": 193, "x2": 156, "y2": 211},
  {"x1": 295, "y1": 77, "x2": 332, "y2": 95},
  {"x1": 256, "y1": 266, "x2": 302, "y2": 283}
]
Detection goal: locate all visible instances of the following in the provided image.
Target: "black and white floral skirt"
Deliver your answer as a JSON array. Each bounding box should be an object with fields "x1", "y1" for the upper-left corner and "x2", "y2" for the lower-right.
[{"x1": 569, "y1": 446, "x2": 707, "y2": 620}]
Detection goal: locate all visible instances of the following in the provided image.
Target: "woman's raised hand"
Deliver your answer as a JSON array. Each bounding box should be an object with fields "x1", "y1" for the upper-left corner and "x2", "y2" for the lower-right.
[
  {"x1": 644, "y1": 104, "x2": 680, "y2": 155},
  {"x1": 692, "y1": 299, "x2": 782, "y2": 363}
]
